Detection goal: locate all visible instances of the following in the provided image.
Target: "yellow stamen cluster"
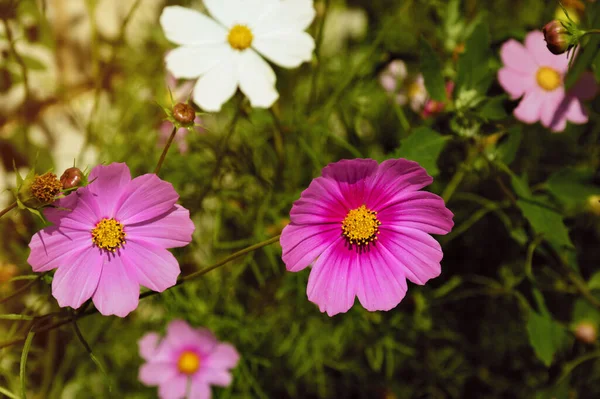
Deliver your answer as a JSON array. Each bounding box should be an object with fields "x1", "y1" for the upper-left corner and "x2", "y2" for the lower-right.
[
  {"x1": 536, "y1": 66, "x2": 561, "y2": 91},
  {"x1": 91, "y1": 218, "x2": 125, "y2": 252},
  {"x1": 177, "y1": 351, "x2": 201, "y2": 375},
  {"x1": 30, "y1": 172, "x2": 62, "y2": 204},
  {"x1": 341, "y1": 205, "x2": 381, "y2": 246},
  {"x1": 227, "y1": 24, "x2": 253, "y2": 50}
]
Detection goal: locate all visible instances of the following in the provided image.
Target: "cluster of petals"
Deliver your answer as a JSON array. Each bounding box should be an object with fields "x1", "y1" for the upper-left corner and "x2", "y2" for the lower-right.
[
  {"x1": 160, "y1": 0, "x2": 316, "y2": 112},
  {"x1": 280, "y1": 158, "x2": 454, "y2": 316},
  {"x1": 27, "y1": 163, "x2": 194, "y2": 317},
  {"x1": 139, "y1": 320, "x2": 240, "y2": 399},
  {"x1": 498, "y1": 30, "x2": 598, "y2": 132}
]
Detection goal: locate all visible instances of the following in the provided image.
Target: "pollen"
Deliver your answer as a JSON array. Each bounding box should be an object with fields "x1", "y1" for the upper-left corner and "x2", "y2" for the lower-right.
[
  {"x1": 227, "y1": 24, "x2": 253, "y2": 51},
  {"x1": 536, "y1": 66, "x2": 561, "y2": 91},
  {"x1": 91, "y1": 218, "x2": 126, "y2": 252},
  {"x1": 341, "y1": 205, "x2": 381, "y2": 246},
  {"x1": 177, "y1": 351, "x2": 200, "y2": 375},
  {"x1": 30, "y1": 172, "x2": 62, "y2": 204}
]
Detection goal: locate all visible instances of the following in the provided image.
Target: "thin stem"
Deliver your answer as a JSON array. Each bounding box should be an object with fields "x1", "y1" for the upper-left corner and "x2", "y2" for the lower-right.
[
  {"x1": 0, "y1": 274, "x2": 44, "y2": 305},
  {"x1": 154, "y1": 126, "x2": 178, "y2": 174},
  {"x1": 0, "y1": 202, "x2": 17, "y2": 219},
  {"x1": 557, "y1": 349, "x2": 600, "y2": 384},
  {"x1": 0, "y1": 235, "x2": 281, "y2": 350},
  {"x1": 269, "y1": 108, "x2": 285, "y2": 177},
  {"x1": 307, "y1": 0, "x2": 330, "y2": 111},
  {"x1": 442, "y1": 166, "x2": 466, "y2": 203},
  {"x1": 2, "y1": 19, "x2": 30, "y2": 102}
]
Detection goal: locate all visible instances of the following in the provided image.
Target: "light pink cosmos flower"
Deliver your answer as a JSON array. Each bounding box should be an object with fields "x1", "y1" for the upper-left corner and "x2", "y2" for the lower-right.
[
  {"x1": 280, "y1": 158, "x2": 454, "y2": 316},
  {"x1": 498, "y1": 30, "x2": 598, "y2": 132},
  {"x1": 27, "y1": 163, "x2": 195, "y2": 317},
  {"x1": 139, "y1": 320, "x2": 240, "y2": 399}
]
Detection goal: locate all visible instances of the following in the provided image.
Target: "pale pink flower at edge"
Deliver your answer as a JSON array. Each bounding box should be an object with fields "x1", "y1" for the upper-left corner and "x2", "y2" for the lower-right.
[
  {"x1": 498, "y1": 30, "x2": 598, "y2": 132},
  {"x1": 280, "y1": 158, "x2": 454, "y2": 317},
  {"x1": 139, "y1": 320, "x2": 240, "y2": 399},
  {"x1": 27, "y1": 163, "x2": 195, "y2": 317}
]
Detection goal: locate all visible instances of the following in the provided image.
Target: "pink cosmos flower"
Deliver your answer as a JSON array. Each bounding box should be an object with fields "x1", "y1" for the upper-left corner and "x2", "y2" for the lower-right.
[
  {"x1": 498, "y1": 30, "x2": 598, "y2": 132},
  {"x1": 27, "y1": 163, "x2": 195, "y2": 317},
  {"x1": 139, "y1": 319, "x2": 240, "y2": 399},
  {"x1": 280, "y1": 158, "x2": 454, "y2": 316}
]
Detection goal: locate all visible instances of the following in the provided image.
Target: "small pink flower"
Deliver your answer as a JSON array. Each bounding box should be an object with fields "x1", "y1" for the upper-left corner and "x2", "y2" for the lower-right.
[
  {"x1": 280, "y1": 159, "x2": 454, "y2": 316},
  {"x1": 422, "y1": 81, "x2": 454, "y2": 119},
  {"x1": 139, "y1": 320, "x2": 240, "y2": 399},
  {"x1": 498, "y1": 30, "x2": 597, "y2": 132},
  {"x1": 27, "y1": 163, "x2": 195, "y2": 317}
]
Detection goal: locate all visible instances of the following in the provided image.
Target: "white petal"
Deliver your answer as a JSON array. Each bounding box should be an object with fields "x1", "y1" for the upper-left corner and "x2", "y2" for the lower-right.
[
  {"x1": 253, "y1": 31, "x2": 315, "y2": 68},
  {"x1": 252, "y1": 0, "x2": 316, "y2": 34},
  {"x1": 165, "y1": 44, "x2": 230, "y2": 79},
  {"x1": 160, "y1": 6, "x2": 226, "y2": 46},
  {"x1": 237, "y1": 50, "x2": 278, "y2": 108},
  {"x1": 205, "y1": 0, "x2": 278, "y2": 28},
  {"x1": 192, "y1": 52, "x2": 239, "y2": 111}
]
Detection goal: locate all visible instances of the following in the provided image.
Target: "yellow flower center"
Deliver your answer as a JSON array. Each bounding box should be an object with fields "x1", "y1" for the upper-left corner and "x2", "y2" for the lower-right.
[
  {"x1": 91, "y1": 218, "x2": 125, "y2": 252},
  {"x1": 341, "y1": 205, "x2": 381, "y2": 246},
  {"x1": 408, "y1": 81, "x2": 424, "y2": 99},
  {"x1": 227, "y1": 24, "x2": 253, "y2": 50},
  {"x1": 536, "y1": 66, "x2": 561, "y2": 91},
  {"x1": 177, "y1": 351, "x2": 200, "y2": 375}
]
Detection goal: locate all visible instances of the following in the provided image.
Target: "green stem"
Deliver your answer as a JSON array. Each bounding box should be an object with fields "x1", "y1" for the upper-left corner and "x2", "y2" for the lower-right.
[
  {"x1": 154, "y1": 126, "x2": 178, "y2": 175},
  {"x1": 269, "y1": 108, "x2": 285, "y2": 176},
  {"x1": 307, "y1": 0, "x2": 330, "y2": 111},
  {"x1": 0, "y1": 202, "x2": 17, "y2": 219},
  {"x1": 0, "y1": 274, "x2": 43, "y2": 305},
  {"x1": 2, "y1": 19, "x2": 30, "y2": 102},
  {"x1": 557, "y1": 349, "x2": 600, "y2": 384}
]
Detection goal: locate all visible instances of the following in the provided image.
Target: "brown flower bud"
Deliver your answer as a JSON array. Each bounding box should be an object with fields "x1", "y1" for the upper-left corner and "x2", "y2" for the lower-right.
[
  {"x1": 60, "y1": 167, "x2": 84, "y2": 189},
  {"x1": 173, "y1": 103, "x2": 195, "y2": 125},
  {"x1": 575, "y1": 321, "x2": 597, "y2": 344},
  {"x1": 30, "y1": 172, "x2": 62, "y2": 204},
  {"x1": 543, "y1": 20, "x2": 572, "y2": 55}
]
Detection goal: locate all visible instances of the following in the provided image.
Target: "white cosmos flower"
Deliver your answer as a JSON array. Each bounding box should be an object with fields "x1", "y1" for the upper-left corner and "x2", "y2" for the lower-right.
[{"x1": 160, "y1": 0, "x2": 316, "y2": 112}]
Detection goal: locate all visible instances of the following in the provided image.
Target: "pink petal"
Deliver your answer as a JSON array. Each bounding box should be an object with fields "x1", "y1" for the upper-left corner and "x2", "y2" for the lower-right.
[
  {"x1": 87, "y1": 163, "x2": 131, "y2": 218},
  {"x1": 280, "y1": 223, "x2": 341, "y2": 272},
  {"x1": 188, "y1": 380, "x2": 211, "y2": 399},
  {"x1": 291, "y1": 177, "x2": 351, "y2": 223},
  {"x1": 27, "y1": 227, "x2": 91, "y2": 272},
  {"x1": 139, "y1": 332, "x2": 161, "y2": 361},
  {"x1": 139, "y1": 362, "x2": 178, "y2": 386},
  {"x1": 525, "y1": 30, "x2": 568, "y2": 72},
  {"x1": 166, "y1": 321, "x2": 217, "y2": 352},
  {"x1": 205, "y1": 343, "x2": 240, "y2": 370},
  {"x1": 115, "y1": 174, "x2": 179, "y2": 225},
  {"x1": 565, "y1": 98, "x2": 588, "y2": 124},
  {"x1": 199, "y1": 368, "x2": 233, "y2": 387},
  {"x1": 569, "y1": 71, "x2": 598, "y2": 101},
  {"x1": 158, "y1": 374, "x2": 188, "y2": 399},
  {"x1": 377, "y1": 191, "x2": 454, "y2": 235},
  {"x1": 125, "y1": 205, "x2": 194, "y2": 249},
  {"x1": 500, "y1": 39, "x2": 537, "y2": 74},
  {"x1": 306, "y1": 237, "x2": 360, "y2": 316},
  {"x1": 321, "y1": 159, "x2": 379, "y2": 209},
  {"x1": 51, "y1": 247, "x2": 102, "y2": 309},
  {"x1": 45, "y1": 190, "x2": 101, "y2": 230},
  {"x1": 513, "y1": 88, "x2": 545, "y2": 124},
  {"x1": 92, "y1": 254, "x2": 140, "y2": 317},
  {"x1": 540, "y1": 88, "x2": 568, "y2": 131},
  {"x1": 498, "y1": 68, "x2": 534, "y2": 100},
  {"x1": 121, "y1": 241, "x2": 180, "y2": 292},
  {"x1": 378, "y1": 227, "x2": 443, "y2": 285},
  {"x1": 365, "y1": 159, "x2": 433, "y2": 211},
  {"x1": 355, "y1": 243, "x2": 408, "y2": 312}
]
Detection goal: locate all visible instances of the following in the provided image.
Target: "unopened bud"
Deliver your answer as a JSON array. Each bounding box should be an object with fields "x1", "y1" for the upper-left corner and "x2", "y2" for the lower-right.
[
  {"x1": 30, "y1": 172, "x2": 62, "y2": 205},
  {"x1": 575, "y1": 321, "x2": 597, "y2": 344},
  {"x1": 60, "y1": 167, "x2": 83, "y2": 189},
  {"x1": 543, "y1": 20, "x2": 572, "y2": 55},
  {"x1": 173, "y1": 103, "x2": 195, "y2": 125}
]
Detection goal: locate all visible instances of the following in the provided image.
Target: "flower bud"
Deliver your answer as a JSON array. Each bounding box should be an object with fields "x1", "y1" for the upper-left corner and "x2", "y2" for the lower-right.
[
  {"x1": 587, "y1": 195, "x2": 600, "y2": 216},
  {"x1": 60, "y1": 167, "x2": 83, "y2": 189},
  {"x1": 173, "y1": 103, "x2": 195, "y2": 125},
  {"x1": 543, "y1": 20, "x2": 572, "y2": 55},
  {"x1": 575, "y1": 321, "x2": 597, "y2": 344}
]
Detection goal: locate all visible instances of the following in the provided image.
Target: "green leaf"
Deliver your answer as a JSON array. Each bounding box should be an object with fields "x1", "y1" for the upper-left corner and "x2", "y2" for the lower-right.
[
  {"x1": 20, "y1": 55, "x2": 46, "y2": 71},
  {"x1": 526, "y1": 310, "x2": 568, "y2": 367},
  {"x1": 496, "y1": 127, "x2": 522, "y2": 165},
  {"x1": 392, "y1": 127, "x2": 449, "y2": 176},
  {"x1": 456, "y1": 21, "x2": 493, "y2": 95},
  {"x1": 419, "y1": 37, "x2": 447, "y2": 102},
  {"x1": 589, "y1": 271, "x2": 600, "y2": 291},
  {"x1": 565, "y1": 8, "x2": 600, "y2": 89},
  {"x1": 572, "y1": 299, "x2": 600, "y2": 326},
  {"x1": 20, "y1": 330, "x2": 35, "y2": 399},
  {"x1": 517, "y1": 199, "x2": 574, "y2": 249},
  {"x1": 545, "y1": 168, "x2": 600, "y2": 206},
  {"x1": 479, "y1": 95, "x2": 508, "y2": 121}
]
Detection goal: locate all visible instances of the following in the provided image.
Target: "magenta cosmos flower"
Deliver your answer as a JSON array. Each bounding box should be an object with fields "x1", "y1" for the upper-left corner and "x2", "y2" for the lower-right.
[
  {"x1": 280, "y1": 158, "x2": 454, "y2": 316},
  {"x1": 27, "y1": 163, "x2": 194, "y2": 317},
  {"x1": 498, "y1": 30, "x2": 597, "y2": 132},
  {"x1": 139, "y1": 320, "x2": 240, "y2": 399}
]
